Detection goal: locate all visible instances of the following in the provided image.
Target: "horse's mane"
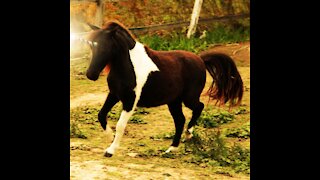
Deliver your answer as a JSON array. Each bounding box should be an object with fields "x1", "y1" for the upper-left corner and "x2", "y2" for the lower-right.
[{"x1": 102, "y1": 20, "x2": 137, "y2": 40}]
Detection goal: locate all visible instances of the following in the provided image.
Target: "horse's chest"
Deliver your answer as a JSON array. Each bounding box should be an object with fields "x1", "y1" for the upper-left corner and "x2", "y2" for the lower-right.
[{"x1": 128, "y1": 42, "x2": 160, "y2": 105}]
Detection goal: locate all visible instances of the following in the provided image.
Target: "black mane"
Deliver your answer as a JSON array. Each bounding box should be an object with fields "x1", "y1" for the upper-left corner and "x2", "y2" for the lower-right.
[{"x1": 103, "y1": 21, "x2": 136, "y2": 49}]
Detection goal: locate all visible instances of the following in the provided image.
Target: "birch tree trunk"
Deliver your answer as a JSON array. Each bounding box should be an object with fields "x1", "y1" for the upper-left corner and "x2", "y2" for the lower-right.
[{"x1": 187, "y1": 0, "x2": 203, "y2": 38}]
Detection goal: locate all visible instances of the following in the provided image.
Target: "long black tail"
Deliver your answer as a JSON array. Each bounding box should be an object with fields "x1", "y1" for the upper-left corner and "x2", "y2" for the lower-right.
[{"x1": 199, "y1": 51, "x2": 244, "y2": 107}]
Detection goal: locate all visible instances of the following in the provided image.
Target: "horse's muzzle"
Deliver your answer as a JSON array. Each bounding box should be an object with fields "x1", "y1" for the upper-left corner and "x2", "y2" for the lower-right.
[{"x1": 86, "y1": 71, "x2": 99, "y2": 81}]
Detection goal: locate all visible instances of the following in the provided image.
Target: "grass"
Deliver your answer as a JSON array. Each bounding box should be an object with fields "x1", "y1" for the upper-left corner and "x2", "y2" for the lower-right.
[
  {"x1": 139, "y1": 24, "x2": 250, "y2": 54},
  {"x1": 70, "y1": 121, "x2": 87, "y2": 139},
  {"x1": 150, "y1": 131, "x2": 175, "y2": 140},
  {"x1": 225, "y1": 122, "x2": 250, "y2": 139},
  {"x1": 185, "y1": 127, "x2": 250, "y2": 174},
  {"x1": 197, "y1": 110, "x2": 235, "y2": 128}
]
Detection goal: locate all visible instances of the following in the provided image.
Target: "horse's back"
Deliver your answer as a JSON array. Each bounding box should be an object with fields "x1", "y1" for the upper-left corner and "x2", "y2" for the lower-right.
[{"x1": 137, "y1": 47, "x2": 206, "y2": 107}]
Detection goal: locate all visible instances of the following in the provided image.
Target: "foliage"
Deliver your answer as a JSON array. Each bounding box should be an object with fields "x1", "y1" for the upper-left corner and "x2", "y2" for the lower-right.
[
  {"x1": 139, "y1": 24, "x2": 249, "y2": 54},
  {"x1": 138, "y1": 148, "x2": 158, "y2": 157},
  {"x1": 138, "y1": 147, "x2": 177, "y2": 159},
  {"x1": 185, "y1": 127, "x2": 250, "y2": 174},
  {"x1": 129, "y1": 116, "x2": 147, "y2": 124},
  {"x1": 70, "y1": 121, "x2": 87, "y2": 139},
  {"x1": 225, "y1": 122, "x2": 250, "y2": 139},
  {"x1": 70, "y1": 106, "x2": 101, "y2": 139},
  {"x1": 197, "y1": 110, "x2": 235, "y2": 128},
  {"x1": 150, "y1": 131, "x2": 175, "y2": 140},
  {"x1": 71, "y1": 106, "x2": 100, "y2": 124},
  {"x1": 71, "y1": 0, "x2": 250, "y2": 27}
]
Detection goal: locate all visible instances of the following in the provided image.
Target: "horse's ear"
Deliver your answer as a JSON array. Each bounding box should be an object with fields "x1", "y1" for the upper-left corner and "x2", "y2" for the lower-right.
[{"x1": 87, "y1": 23, "x2": 100, "y2": 30}]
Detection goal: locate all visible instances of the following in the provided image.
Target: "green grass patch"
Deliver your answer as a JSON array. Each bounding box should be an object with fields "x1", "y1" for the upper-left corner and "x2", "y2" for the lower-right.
[
  {"x1": 198, "y1": 110, "x2": 235, "y2": 128},
  {"x1": 70, "y1": 121, "x2": 87, "y2": 139},
  {"x1": 138, "y1": 147, "x2": 178, "y2": 159},
  {"x1": 129, "y1": 116, "x2": 147, "y2": 124},
  {"x1": 185, "y1": 127, "x2": 250, "y2": 174},
  {"x1": 139, "y1": 24, "x2": 250, "y2": 54},
  {"x1": 225, "y1": 122, "x2": 250, "y2": 139},
  {"x1": 71, "y1": 106, "x2": 100, "y2": 124},
  {"x1": 150, "y1": 131, "x2": 175, "y2": 140},
  {"x1": 70, "y1": 106, "x2": 101, "y2": 139}
]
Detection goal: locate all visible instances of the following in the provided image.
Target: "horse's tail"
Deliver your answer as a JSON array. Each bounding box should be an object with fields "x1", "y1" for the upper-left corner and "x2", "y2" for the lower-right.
[{"x1": 199, "y1": 51, "x2": 244, "y2": 107}]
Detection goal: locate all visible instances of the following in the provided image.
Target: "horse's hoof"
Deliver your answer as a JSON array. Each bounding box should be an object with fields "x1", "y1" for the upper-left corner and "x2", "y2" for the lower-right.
[
  {"x1": 104, "y1": 152, "x2": 113, "y2": 157},
  {"x1": 185, "y1": 127, "x2": 194, "y2": 140},
  {"x1": 185, "y1": 132, "x2": 193, "y2": 140}
]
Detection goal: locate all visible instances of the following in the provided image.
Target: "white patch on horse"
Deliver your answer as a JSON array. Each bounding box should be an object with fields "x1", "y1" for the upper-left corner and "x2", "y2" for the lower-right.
[
  {"x1": 185, "y1": 127, "x2": 194, "y2": 140},
  {"x1": 129, "y1": 41, "x2": 160, "y2": 106}
]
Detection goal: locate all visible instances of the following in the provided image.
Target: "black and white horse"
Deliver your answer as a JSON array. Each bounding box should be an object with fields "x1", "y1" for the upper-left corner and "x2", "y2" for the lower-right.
[{"x1": 81, "y1": 20, "x2": 243, "y2": 157}]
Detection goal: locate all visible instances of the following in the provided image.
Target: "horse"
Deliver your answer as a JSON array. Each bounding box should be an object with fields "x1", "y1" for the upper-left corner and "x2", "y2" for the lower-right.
[{"x1": 81, "y1": 20, "x2": 243, "y2": 157}]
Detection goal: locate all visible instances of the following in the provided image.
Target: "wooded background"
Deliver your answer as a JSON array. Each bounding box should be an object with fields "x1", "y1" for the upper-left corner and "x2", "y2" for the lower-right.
[{"x1": 70, "y1": 0, "x2": 250, "y2": 34}]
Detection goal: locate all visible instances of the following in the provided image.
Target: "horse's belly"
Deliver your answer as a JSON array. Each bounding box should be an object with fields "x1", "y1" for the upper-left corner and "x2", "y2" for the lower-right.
[{"x1": 137, "y1": 85, "x2": 180, "y2": 107}]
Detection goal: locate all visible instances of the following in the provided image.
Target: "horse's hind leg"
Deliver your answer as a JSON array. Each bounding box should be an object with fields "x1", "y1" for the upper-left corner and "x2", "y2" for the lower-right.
[
  {"x1": 166, "y1": 100, "x2": 186, "y2": 153},
  {"x1": 184, "y1": 100, "x2": 204, "y2": 140}
]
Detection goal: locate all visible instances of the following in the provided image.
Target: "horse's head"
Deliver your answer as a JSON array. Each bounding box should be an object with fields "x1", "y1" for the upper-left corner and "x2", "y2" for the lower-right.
[{"x1": 85, "y1": 21, "x2": 136, "y2": 81}]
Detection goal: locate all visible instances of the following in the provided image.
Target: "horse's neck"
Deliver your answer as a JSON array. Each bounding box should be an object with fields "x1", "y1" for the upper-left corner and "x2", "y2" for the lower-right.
[{"x1": 108, "y1": 47, "x2": 136, "y2": 86}]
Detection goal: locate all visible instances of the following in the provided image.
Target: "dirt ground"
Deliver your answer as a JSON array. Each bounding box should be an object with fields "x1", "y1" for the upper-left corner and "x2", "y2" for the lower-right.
[{"x1": 70, "y1": 42, "x2": 250, "y2": 180}]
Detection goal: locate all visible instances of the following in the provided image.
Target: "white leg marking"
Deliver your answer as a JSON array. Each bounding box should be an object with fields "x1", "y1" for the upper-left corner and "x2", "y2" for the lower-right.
[
  {"x1": 185, "y1": 127, "x2": 194, "y2": 140},
  {"x1": 106, "y1": 110, "x2": 134, "y2": 155},
  {"x1": 188, "y1": 127, "x2": 194, "y2": 134},
  {"x1": 165, "y1": 146, "x2": 179, "y2": 153}
]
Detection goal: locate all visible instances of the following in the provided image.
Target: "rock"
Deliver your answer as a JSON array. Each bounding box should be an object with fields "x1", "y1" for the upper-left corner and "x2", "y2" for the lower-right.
[{"x1": 127, "y1": 153, "x2": 139, "y2": 157}]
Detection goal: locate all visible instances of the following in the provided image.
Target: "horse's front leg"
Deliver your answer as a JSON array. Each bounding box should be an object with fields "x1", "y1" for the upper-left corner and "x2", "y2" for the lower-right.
[
  {"x1": 104, "y1": 91, "x2": 136, "y2": 157},
  {"x1": 98, "y1": 93, "x2": 119, "y2": 130}
]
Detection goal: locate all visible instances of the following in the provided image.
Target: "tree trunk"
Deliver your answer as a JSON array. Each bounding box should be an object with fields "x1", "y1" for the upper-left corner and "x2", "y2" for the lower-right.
[
  {"x1": 95, "y1": 0, "x2": 104, "y2": 27},
  {"x1": 187, "y1": 0, "x2": 203, "y2": 38}
]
